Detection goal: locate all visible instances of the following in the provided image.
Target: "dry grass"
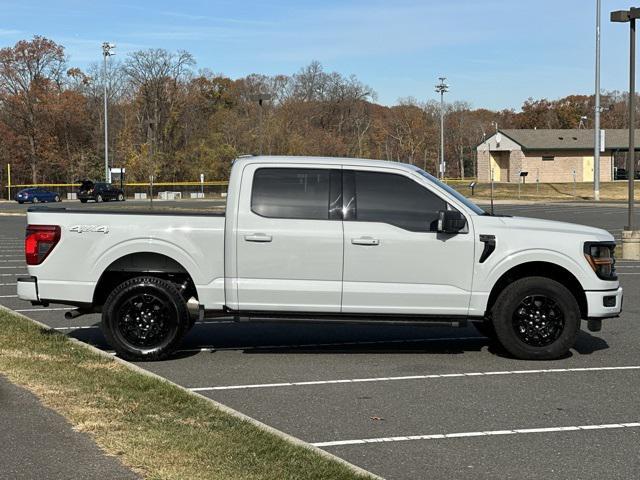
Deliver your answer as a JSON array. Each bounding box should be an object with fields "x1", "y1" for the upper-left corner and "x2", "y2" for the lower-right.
[
  {"x1": 448, "y1": 180, "x2": 640, "y2": 202},
  {"x1": 0, "y1": 310, "x2": 373, "y2": 480}
]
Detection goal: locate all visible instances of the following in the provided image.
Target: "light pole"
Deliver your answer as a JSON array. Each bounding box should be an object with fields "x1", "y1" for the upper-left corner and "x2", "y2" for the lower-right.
[
  {"x1": 594, "y1": 0, "x2": 601, "y2": 201},
  {"x1": 102, "y1": 42, "x2": 115, "y2": 182},
  {"x1": 250, "y1": 93, "x2": 273, "y2": 156},
  {"x1": 435, "y1": 77, "x2": 449, "y2": 179},
  {"x1": 611, "y1": 8, "x2": 640, "y2": 259}
]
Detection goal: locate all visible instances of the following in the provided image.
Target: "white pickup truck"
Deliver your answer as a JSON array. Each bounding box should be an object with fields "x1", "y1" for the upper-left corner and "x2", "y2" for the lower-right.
[{"x1": 18, "y1": 156, "x2": 622, "y2": 360}]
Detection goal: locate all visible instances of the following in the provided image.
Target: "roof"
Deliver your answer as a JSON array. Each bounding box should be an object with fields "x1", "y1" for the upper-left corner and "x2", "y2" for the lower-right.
[
  {"x1": 236, "y1": 155, "x2": 421, "y2": 172},
  {"x1": 497, "y1": 129, "x2": 640, "y2": 151}
]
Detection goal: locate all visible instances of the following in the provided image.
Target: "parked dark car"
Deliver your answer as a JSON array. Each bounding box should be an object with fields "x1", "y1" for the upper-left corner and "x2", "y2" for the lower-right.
[
  {"x1": 15, "y1": 187, "x2": 61, "y2": 204},
  {"x1": 77, "y1": 181, "x2": 125, "y2": 203}
]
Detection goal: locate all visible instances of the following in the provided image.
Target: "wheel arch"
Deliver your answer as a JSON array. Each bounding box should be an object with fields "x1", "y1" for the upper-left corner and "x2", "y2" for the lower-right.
[
  {"x1": 93, "y1": 252, "x2": 198, "y2": 307},
  {"x1": 486, "y1": 261, "x2": 588, "y2": 319}
]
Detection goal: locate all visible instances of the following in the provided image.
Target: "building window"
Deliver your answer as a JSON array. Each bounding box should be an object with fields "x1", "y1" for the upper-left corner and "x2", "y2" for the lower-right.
[{"x1": 542, "y1": 156, "x2": 554, "y2": 161}]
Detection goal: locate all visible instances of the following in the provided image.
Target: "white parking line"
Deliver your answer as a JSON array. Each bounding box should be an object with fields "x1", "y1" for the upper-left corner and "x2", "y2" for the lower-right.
[
  {"x1": 0, "y1": 266, "x2": 24, "y2": 269},
  {"x1": 0, "y1": 295, "x2": 17, "y2": 298},
  {"x1": 311, "y1": 422, "x2": 640, "y2": 447},
  {"x1": 0, "y1": 273, "x2": 27, "y2": 277},
  {"x1": 0, "y1": 283, "x2": 16, "y2": 286},
  {"x1": 0, "y1": 260, "x2": 23, "y2": 263},
  {"x1": 189, "y1": 365, "x2": 640, "y2": 392}
]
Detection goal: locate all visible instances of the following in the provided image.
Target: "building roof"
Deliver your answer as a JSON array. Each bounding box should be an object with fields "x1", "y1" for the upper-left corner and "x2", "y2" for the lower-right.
[{"x1": 498, "y1": 129, "x2": 640, "y2": 151}]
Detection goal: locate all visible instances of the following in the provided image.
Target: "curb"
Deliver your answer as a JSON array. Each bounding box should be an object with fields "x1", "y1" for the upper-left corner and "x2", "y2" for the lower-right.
[{"x1": 0, "y1": 303, "x2": 381, "y2": 480}]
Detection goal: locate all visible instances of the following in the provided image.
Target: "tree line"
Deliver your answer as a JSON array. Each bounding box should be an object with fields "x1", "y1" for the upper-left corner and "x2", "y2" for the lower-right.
[{"x1": 0, "y1": 36, "x2": 636, "y2": 186}]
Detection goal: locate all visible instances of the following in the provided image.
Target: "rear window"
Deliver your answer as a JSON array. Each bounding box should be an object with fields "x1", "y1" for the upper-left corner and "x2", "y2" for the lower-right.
[{"x1": 251, "y1": 168, "x2": 331, "y2": 220}]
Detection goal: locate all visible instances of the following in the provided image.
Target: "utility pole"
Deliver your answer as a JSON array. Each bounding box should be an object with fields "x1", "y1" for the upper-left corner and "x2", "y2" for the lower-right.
[
  {"x1": 612, "y1": 7, "x2": 640, "y2": 259},
  {"x1": 594, "y1": 0, "x2": 601, "y2": 201},
  {"x1": 435, "y1": 77, "x2": 449, "y2": 179},
  {"x1": 250, "y1": 93, "x2": 273, "y2": 155},
  {"x1": 102, "y1": 42, "x2": 115, "y2": 182}
]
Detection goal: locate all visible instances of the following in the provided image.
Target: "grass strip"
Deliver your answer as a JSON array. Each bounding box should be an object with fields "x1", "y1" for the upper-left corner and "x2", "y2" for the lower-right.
[{"x1": 0, "y1": 308, "x2": 374, "y2": 480}]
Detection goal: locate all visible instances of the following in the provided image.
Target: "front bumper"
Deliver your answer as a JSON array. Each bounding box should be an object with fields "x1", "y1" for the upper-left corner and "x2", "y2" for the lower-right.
[
  {"x1": 586, "y1": 287, "x2": 623, "y2": 319},
  {"x1": 17, "y1": 277, "x2": 39, "y2": 302}
]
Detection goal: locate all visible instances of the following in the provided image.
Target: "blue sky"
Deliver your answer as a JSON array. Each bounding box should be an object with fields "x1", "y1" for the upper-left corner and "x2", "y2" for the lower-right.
[{"x1": 0, "y1": 0, "x2": 637, "y2": 110}]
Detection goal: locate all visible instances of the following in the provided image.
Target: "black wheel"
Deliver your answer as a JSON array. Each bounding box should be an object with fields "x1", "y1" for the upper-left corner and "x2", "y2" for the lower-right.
[
  {"x1": 96, "y1": 194, "x2": 103, "y2": 203},
  {"x1": 80, "y1": 199, "x2": 88, "y2": 203},
  {"x1": 117, "y1": 193, "x2": 125, "y2": 201},
  {"x1": 18, "y1": 201, "x2": 23, "y2": 204},
  {"x1": 102, "y1": 276, "x2": 190, "y2": 361},
  {"x1": 492, "y1": 277, "x2": 580, "y2": 360},
  {"x1": 54, "y1": 195, "x2": 61, "y2": 203}
]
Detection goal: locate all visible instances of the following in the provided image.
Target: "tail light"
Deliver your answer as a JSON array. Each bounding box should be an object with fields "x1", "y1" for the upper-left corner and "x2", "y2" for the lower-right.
[{"x1": 25, "y1": 225, "x2": 61, "y2": 265}]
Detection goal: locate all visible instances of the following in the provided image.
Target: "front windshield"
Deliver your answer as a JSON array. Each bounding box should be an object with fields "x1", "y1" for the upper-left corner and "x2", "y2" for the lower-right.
[{"x1": 416, "y1": 168, "x2": 486, "y2": 215}]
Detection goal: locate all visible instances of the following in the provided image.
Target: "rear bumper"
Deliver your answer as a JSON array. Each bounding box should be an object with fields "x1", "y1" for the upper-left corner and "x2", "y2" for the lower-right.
[
  {"x1": 17, "y1": 277, "x2": 39, "y2": 302},
  {"x1": 586, "y1": 287, "x2": 623, "y2": 319}
]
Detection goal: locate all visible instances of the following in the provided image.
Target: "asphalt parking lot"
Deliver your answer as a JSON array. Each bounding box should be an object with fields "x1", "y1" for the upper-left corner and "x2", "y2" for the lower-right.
[{"x1": 1, "y1": 202, "x2": 639, "y2": 479}]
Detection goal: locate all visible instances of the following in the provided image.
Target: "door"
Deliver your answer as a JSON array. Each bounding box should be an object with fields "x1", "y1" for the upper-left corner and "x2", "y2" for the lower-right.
[
  {"x1": 341, "y1": 169, "x2": 475, "y2": 316},
  {"x1": 583, "y1": 156, "x2": 594, "y2": 182},
  {"x1": 235, "y1": 165, "x2": 344, "y2": 312}
]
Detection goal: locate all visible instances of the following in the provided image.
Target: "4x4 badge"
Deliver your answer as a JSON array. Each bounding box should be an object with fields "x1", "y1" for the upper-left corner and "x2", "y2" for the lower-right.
[{"x1": 69, "y1": 225, "x2": 109, "y2": 234}]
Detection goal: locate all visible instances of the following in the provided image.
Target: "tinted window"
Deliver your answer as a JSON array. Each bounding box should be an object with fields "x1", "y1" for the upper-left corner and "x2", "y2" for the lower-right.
[
  {"x1": 352, "y1": 171, "x2": 446, "y2": 232},
  {"x1": 252, "y1": 168, "x2": 332, "y2": 220}
]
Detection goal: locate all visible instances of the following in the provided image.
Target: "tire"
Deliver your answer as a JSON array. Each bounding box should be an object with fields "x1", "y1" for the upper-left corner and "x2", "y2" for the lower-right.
[
  {"x1": 54, "y1": 195, "x2": 60, "y2": 203},
  {"x1": 18, "y1": 201, "x2": 23, "y2": 204},
  {"x1": 117, "y1": 193, "x2": 125, "y2": 201},
  {"x1": 491, "y1": 277, "x2": 580, "y2": 360},
  {"x1": 96, "y1": 194, "x2": 103, "y2": 203},
  {"x1": 102, "y1": 276, "x2": 190, "y2": 361},
  {"x1": 32, "y1": 197, "x2": 39, "y2": 203},
  {"x1": 80, "y1": 199, "x2": 88, "y2": 203}
]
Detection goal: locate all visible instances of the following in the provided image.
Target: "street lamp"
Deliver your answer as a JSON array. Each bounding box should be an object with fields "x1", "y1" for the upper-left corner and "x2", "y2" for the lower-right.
[
  {"x1": 435, "y1": 77, "x2": 449, "y2": 179},
  {"x1": 102, "y1": 42, "x2": 115, "y2": 182},
  {"x1": 594, "y1": 0, "x2": 602, "y2": 201},
  {"x1": 611, "y1": 8, "x2": 640, "y2": 259},
  {"x1": 250, "y1": 93, "x2": 273, "y2": 156}
]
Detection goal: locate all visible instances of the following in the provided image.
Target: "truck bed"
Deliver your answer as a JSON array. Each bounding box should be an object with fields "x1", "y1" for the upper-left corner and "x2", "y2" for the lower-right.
[{"x1": 24, "y1": 207, "x2": 226, "y2": 309}]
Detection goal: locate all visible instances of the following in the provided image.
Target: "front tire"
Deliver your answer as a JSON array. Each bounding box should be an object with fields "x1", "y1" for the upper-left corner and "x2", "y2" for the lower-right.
[
  {"x1": 96, "y1": 194, "x2": 103, "y2": 203},
  {"x1": 492, "y1": 277, "x2": 580, "y2": 360},
  {"x1": 80, "y1": 199, "x2": 88, "y2": 203},
  {"x1": 54, "y1": 195, "x2": 61, "y2": 203},
  {"x1": 117, "y1": 193, "x2": 125, "y2": 201},
  {"x1": 102, "y1": 276, "x2": 190, "y2": 361}
]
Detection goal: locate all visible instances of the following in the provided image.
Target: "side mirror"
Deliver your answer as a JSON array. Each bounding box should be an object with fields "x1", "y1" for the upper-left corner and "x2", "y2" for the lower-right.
[{"x1": 437, "y1": 210, "x2": 466, "y2": 234}]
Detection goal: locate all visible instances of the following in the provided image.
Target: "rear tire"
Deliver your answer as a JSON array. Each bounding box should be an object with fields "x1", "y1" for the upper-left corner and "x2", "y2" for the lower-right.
[
  {"x1": 32, "y1": 197, "x2": 39, "y2": 203},
  {"x1": 102, "y1": 276, "x2": 190, "y2": 361},
  {"x1": 491, "y1": 277, "x2": 580, "y2": 360},
  {"x1": 54, "y1": 195, "x2": 61, "y2": 203},
  {"x1": 96, "y1": 194, "x2": 103, "y2": 203},
  {"x1": 117, "y1": 193, "x2": 125, "y2": 201},
  {"x1": 80, "y1": 199, "x2": 88, "y2": 203}
]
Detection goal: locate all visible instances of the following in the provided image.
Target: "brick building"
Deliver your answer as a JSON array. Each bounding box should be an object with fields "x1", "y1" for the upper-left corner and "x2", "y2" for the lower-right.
[{"x1": 476, "y1": 129, "x2": 639, "y2": 183}]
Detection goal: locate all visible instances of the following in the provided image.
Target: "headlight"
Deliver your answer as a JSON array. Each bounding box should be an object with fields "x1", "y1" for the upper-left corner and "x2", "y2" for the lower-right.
[{"x1": 584, "y1": 242, "x2": 617, "y2": 280}]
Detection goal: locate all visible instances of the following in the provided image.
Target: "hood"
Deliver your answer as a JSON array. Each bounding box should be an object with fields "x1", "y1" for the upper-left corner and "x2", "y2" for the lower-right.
[{"x1": 484, "y1": 215, "x2": 614, "y2": 242}]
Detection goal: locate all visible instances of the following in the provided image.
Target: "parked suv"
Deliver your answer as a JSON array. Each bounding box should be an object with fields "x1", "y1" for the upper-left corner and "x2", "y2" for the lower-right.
[{"x1": 77, "y1": 181, "x2": 125, "y2": 203}]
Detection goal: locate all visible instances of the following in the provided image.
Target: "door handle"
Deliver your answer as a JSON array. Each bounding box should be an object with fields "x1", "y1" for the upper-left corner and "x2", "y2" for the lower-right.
[
  {"x1": 244, "y1": 233, "x2": 272, "y2": 243},
  {"x1": 351, "y1": 236, "x2": 379, "y2": 246}
]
